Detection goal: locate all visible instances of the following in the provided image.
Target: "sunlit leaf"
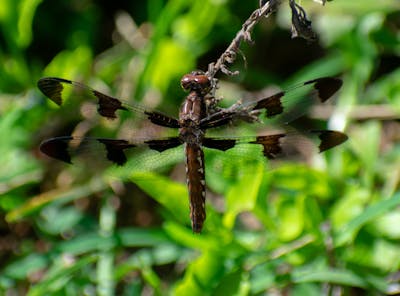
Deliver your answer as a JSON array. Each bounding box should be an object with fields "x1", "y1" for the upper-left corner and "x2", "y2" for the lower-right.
[{"x1": 335, "y1": 192, "x2": 400, "y2": 246}]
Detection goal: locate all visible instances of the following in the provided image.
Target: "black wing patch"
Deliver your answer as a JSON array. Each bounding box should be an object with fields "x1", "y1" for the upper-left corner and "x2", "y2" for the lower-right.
[
  {"x1": 305, "y1": 77, "x2": 343, "y2": 102},
  {"x1": 203, "y1": 138, "x2": 237, "y2": 151},
  {"x1": 311, "y1": 130, "x2": 348, "y2": 153},
  {"x1": 249, "y1": 134, "x2": 286, "y2": 159},
  {"x1": 252, "y1": 92, "x2": 285, "y2": 118},
  {"x1": 253, "y1": 77, "x2": 342, "y2": 119},
  {"x1": 96, "y1": 139, "x2": 136, "y2": 166},
  {"x1": 40, "y1": 137, "x2": 137, "y2": 166},
  {"x1": 249, "y1": 130, "x2": 347, "y2": 159},
  {"x1": 144, "y1": 137, "x2": 183, "y2": 152},
  {"x1": 40, "y1": 136, "x2": 74, "y2": 164}
]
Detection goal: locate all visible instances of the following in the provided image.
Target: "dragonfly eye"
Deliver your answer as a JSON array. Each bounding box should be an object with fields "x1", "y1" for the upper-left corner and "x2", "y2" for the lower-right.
[{"x1": 181, "y1": 72, "x2": 211, "y2": 93}]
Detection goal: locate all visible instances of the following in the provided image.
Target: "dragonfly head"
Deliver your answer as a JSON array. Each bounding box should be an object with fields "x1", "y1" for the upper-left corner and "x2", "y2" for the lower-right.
[{"x1": 181, "y1": 71, "x2": 211, "y2": 94}]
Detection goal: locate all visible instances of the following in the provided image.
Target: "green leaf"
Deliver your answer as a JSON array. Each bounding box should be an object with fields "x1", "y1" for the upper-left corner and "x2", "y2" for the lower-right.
[
  {"x1": 293, "y1": 267, "x2": 387, "y2": 292},
  {"x1": 4, "y1": 254, "x2": 48, "y2": 279},
  {"x1": 27, "y1": 255, "x2": 97, "y2": 296},
  {"x1": 348, "y1": 122, "x2": 381, "y2": 186},
  {"x1": 173, "y1": 251, "x2": 226, "y2": 296},
  {"x1": 276, "y1": 195, "x2": 306, "y2": 241},
  {"x1": 223, "y1": 162, "x2": 264, "y2": 230},
  {"x1": 117, "y1": 228, "x2": 171, "y2": 247},
  {"x1": 18, "y1": 0, "x2": 43, "y2": 48},
  {"x1": 335, "y1": 192, "x2": 400, "y2": 246},
  {"x1": 371, "y1": 210, "x2": 400, "y2": 239},
  {"x1": 42, "y1": 46, "x2": 93, "y2": 79},
  {"x1": 213, "y1": 269, "x2": 245, "y2": 296},
  {"x1": 130, "y1": 172, "x2": 188, "y2": 226},
  {"x1": 294, "y1": 268, "x2": 366, "y2": 287},
  {"x1": 6, "y1": 178, "x2": 108, "y2": 222}
]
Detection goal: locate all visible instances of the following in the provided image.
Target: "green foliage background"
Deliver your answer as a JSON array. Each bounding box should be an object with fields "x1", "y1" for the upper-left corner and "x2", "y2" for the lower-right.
[{"x1": 0, "y1": 0, "x2": 400, "y2": 295}]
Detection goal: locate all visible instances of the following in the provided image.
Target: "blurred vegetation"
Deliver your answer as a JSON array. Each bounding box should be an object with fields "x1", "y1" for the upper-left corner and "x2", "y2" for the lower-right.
[{"x1": 1, "y1": 0, "x2": 400, "y2": 295}]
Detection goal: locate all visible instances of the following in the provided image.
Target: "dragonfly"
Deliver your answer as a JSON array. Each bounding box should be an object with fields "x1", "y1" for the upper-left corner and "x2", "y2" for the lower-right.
[{"x1": 38, "y1": 71, "x2": 347, "y2": 233}]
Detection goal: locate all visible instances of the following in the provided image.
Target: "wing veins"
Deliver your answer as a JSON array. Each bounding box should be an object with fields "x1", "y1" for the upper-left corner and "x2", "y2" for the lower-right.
[
  {"x1": 200, "y1": 77, "x2": 343, "y2": 129},
  {"x1": 202, "y1": 129, "x2": 347, "y2": 159},
  {"x1": 38, "y1": 77, "x2": 180, "y2": 127}
]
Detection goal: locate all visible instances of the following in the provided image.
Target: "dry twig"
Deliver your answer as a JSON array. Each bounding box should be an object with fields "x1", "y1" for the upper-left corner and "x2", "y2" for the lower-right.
[
  {"x1": 204, "y1": 0, "x2": 326, "y2": 115},
  {"x1": 206, "y1": 0, "x2": 280, "y2": 81},
  {"x1": 205, "y1": 0, "x2": 327, "y2": 84}
]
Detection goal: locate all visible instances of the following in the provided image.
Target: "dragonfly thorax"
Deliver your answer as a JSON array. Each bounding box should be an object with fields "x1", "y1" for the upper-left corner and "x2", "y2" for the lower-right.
[{"x1": 179, "y1": 124, "x2": 205, "y2": 146}]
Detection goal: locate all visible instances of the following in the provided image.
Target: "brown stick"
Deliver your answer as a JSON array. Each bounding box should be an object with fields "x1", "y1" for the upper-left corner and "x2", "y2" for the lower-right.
[{"x1": 206, "y1": 0, "x2": 281, "y2": 79}]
